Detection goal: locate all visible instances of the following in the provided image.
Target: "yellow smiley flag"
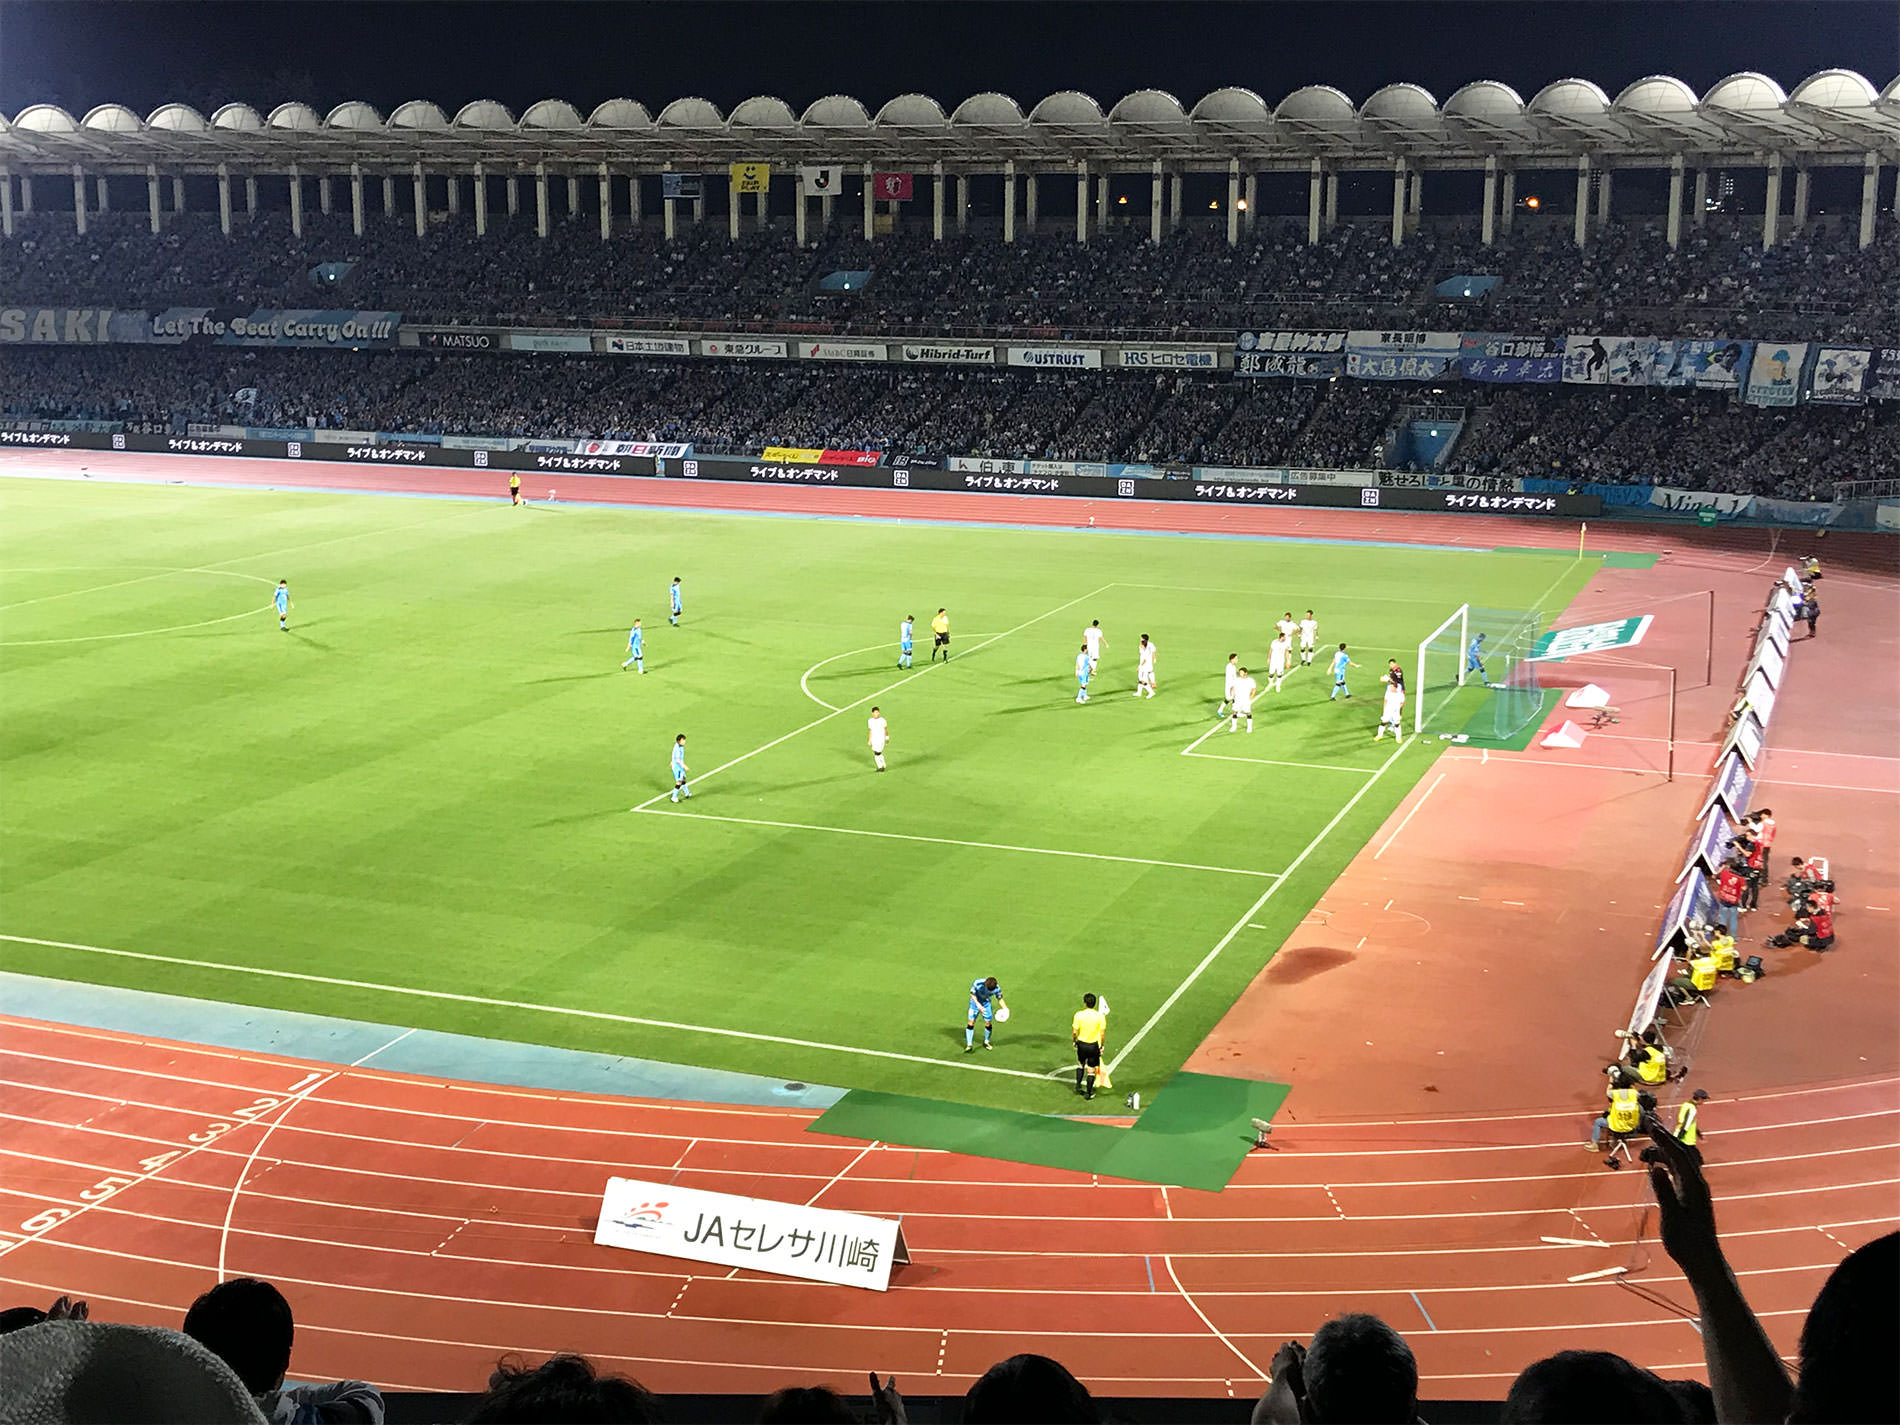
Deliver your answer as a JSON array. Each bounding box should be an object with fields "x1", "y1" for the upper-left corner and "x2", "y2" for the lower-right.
[{"x1": 730, "y1": 162, "x2": 771, "y2": 194}]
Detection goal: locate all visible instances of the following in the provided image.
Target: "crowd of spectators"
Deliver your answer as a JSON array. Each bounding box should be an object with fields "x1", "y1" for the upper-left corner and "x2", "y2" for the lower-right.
[{"x1": 1, "y1": 207, "x2": 1895, "y2": 340}]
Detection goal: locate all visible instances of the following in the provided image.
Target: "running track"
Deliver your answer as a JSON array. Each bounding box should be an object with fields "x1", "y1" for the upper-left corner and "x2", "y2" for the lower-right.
[{"x1": 1, "y1": 1017, "x2": 1893, "y2": 1397}]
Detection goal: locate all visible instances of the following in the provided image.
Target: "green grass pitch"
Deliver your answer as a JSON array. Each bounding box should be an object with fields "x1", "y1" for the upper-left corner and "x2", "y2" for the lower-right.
[{"x1": 0, "y1": 478, "x2": 1592, "y2": 1112}]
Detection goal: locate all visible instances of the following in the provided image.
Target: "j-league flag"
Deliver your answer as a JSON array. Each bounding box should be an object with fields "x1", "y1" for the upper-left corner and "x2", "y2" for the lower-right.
[
  {"x1": 873, "y1": 171, "x2": 914, "y2": 201},
  {"x1": 730, "y1": 162, "x2": 771, "y2": 194},
  {"x1": 800, "y1": 166, "x2": 845, "y2": 196}
]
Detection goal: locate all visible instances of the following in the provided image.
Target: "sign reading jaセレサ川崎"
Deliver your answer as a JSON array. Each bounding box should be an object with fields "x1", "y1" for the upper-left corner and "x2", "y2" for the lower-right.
[{"x1": 1527, "y1": 615, "x2": 1654, "y2": 662}]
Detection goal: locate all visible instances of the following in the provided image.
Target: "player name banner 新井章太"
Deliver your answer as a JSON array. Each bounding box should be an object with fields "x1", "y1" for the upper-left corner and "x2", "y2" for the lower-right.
[{"x1": 1458, "y1": 334, "x2": 1563, "y2": 384}]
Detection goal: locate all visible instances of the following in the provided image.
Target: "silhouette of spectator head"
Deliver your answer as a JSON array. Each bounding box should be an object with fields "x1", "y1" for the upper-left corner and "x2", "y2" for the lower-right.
[
  {"x1": 1788, "y1": 1231, "x2": 1900, "y2": 1424},
  {"x1": 758, "y1": 1385, "x2": 856, "y2": 1422},
  {"x1": 1302, "y1": 1313, "x2": 1419, "y2": 1423},
  {"x1": 965, "y1": 1353, "x2": 1099, "y2": 1423},
  {"x1": 1502, "y1": 1349, "x2": 1714, "y2": 1422},
  {"x1": 468, "y1": 1353, "x2": 662, "y2": 1423},
  {"x1": 182, "y1": 1277, "x2": 293, "y2": 1394}
]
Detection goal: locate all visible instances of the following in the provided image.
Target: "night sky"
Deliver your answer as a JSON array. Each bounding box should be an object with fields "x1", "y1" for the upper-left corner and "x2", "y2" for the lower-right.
[{"x1": 0, "y1": 1, "x2": 1894, "y2": 120}]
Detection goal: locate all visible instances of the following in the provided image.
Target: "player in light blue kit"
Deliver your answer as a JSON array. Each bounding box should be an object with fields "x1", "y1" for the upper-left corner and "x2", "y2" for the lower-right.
[
  {"x1": 1466, "y1": 633, "x2": 1489, "y2": 682},
  {"x1": 669, "y1": 576, "x2": 683, "y2": 626},
  {"x1": 273, "y1": 580, "x2": 290, "y2": 631},
  {"x1": 1329, "y1": 642, "x2": 1358, "y2": 700},
  {"x1": 965, "y1": 975, "x2": 1006, "y2": 1051},
  {"x1": 669, "y1": 734, "x2": 691, "y2": 802},
  {"x1": 898, "y1": 615, "x2": 914, "y2": 669},
  {"x1": 1074, "y1": 643, "x2": 1091, "y2": 703},
  {"x1": 621, "y1": 619, "x2": 645, "y2": 672}
]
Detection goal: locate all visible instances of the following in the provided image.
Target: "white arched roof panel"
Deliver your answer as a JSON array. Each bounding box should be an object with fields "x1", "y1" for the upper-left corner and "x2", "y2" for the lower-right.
[
  {"x1": 1361, "y1": 83, "x2": 1439, "y2": 122},
  {"x1": 805, "y1": 94, "x2": 871, "y2": 128},
  {"x1": 324, "y1": 101, "x2": 383, "y2": 131},
  {"x1": 728, "y1": 96, "x2": 796, "y2": 128},
  {"x1": 1112, "y1": 89, "x2": 1189, "y2": 125},
  {"x1": 1275, "y1": 85, "x2": 1355, "y2": 124},
  {"x1": 951, "y1": 92, "x2": 1026, "y2": 127},
  {"x1": 1789, "y1": 69, "x2": 1878, "y2": 108},
  {"x1": 1188, "y1": 87, "x2": 1267, "y2": 124},
  {"x1": 657, "y1": 97, "x2": 723, "y2": 128},
  {"x1": 1615, "y1": 75, "x2": 1699, "y2": 115},
  {"x1": 520, "y1": 99, "x2": 583, "y2": 129},
  {"x1": 1029, "y1": 91, "x2": 1105, "y2": 127},
  {"x1": 146, "y1": 103, "x2": 208, "y2": 132},
  {"x1": 82, "y1": 104, "x2": 143, "y2": 132},
  {"x1": 588, "y1": 99, "x2": 652, "y2": 129},
  {"x1": 1703, "y1": 71, "x2": 1789, "y2": 112},
  {"x1": 388, "y1": 100, "x2": 449, "y2": 130},
  {"x1": 1528, "y1": 78, "x2": 1611, "y2": 118},
  {"x1": 453, "y1": 100, "x2": 515, "y2": 129},
  {"x1": 1443, "y1": 80, "x2": 1525, "y2": 120},
  {"x1": 872, "y1": 94, "x2": 944, "y2": 127},
  {"x1": 267, "y1": 102, "x2": 322, "y2": 131},
  {"x1": 210, "y1": 102, "x2": 266, "y2": 131}
]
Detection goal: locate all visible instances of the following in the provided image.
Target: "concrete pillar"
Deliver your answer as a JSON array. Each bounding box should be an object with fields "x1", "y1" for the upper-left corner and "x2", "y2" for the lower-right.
[
  {"x1": 1150, "y1": 161, "x2": 1163, "y2": 245},
  {"x1": 382, "y1": 175, "x2": 395, "y2": 217},
  {"x1": 795, "y1": 184, "x2": 808, "y2": 248},
  {"x1": 350, "y1": 163, "x2": 364, "y2": 236},
  {"x1": 1596, "y1": 168, "x2": 1612, "y2": 229},
  {"x1": 663, "y1": 169, "x2": 677, "y2": 241},
  {"x1": 71, "y1": 164, "x2": 86, "y2": 235},
  {"x1": 1573, "y1": 156, "x2": 1591, "y2": 247},
  {"x1": 1243, "y1": 172, "x2": 1257, "y2": 233},
  {"x1": 319, "y1": 176, "x2": 331, "y2": 215},
  {"x1": 1098, "y1": 172, "x2": 1111, "y2": 231},
  {"x1": 1665, "y1": 155, "x2": 1684, "y2": 249},
  {"x1": 19, "y1": 175, "x2": 31, "y2": 214},
  {"x1": 145, "y1": 165, "x2": 160, "y2": 233},
  {"x1": 932, "y1": 162, "x2": 945, "y2": 240},
  {"x1": 1025, "y1": 170, "x2": 1038, "y2": 232},
  {"x1": 171, "y1": 176, "x2": 184, "y2": 214},
  {"x1": 863, "y1": 163, "x2": 875, "y2": 240},
  {"x1": 446, "y1": 172, "x2": 460, "y2": 216},
  {"x1": 474, "y1": 164, "x2": 488, "y2": 237},
  {"x1": 693, "y1": 190, "x2": 705, "y2": 225},
  {"x1": 1861, "y1": 153, "x2": 1882, "y2": 249},
  {"x1": 728, "y1": 174, "x2": 741, "y2": 240},
  {"x1": 1004, "y1": 159, "x2": 1016, "y2": 243},
  {"x1": 566, "y1": 173, "x2": 580, "y2": 217},
  {"x1": 1692, "y1": 168, "x2": 1708, "y2": 228},
  {"x1": 506, "y1": 175, "x2": 519, "y2": 218},
  {"x1": 630, "y1": 173, "x2": 642, "y2": 228},
  {"x1": 599, "y1": 164, "x2": 612, "y2": 240},
  {"x1": 1077, "y1": 161, "x2": 1090, "y2": 243},
  {"x1": 217, "y1": 163, "x2": 232, "y2": 236},
  {"x1": 1, "y1": 170, "x2": 12, "y2": 238},
  {"x1": 1407, "y1": 170, "x2": 1422, "y2": 234},
  {"x1": 1792, "y1": 167, "x2": 1810, "y2": 231},
  {"x1": 1762, "y1": 154, "x2": 1782, "y2": 250},
  {"x1": 536, "y1": 163, "x2": 550, "y2": 239},
  {"x1": 289, "y1": 166, "x2": 303, "y2": 237},
  {"x1": 1481, "y1": 156, "x2": 1498, "y2": 246},
  {"x1": 245, "y1": 175, "x2": 258, "y2": 216},
  {"x1": 1391, "y1": 157, "x2": 1407, "y2": 246},
  {"x1": 1307, "y1": 158, "x2": 1323, "y2": 246},
  {"x1": 1168, "y1": 170, "x2": 1183, "y2": 231},
  {"x1": 1226, "y1": 158, "x2": 1240, "y2": 246},
  {"x1": 95, "y1": 176, "x2": 109, "y2": 211},
  {"x1": 1324, "y1": 170, "x2": 1339, "y2": 229},
  {"x1": 955, "y1": 174, "x2": 969, "y2": 234},
  {"x1": 757, "y1": 185, "x2": 770, "y2": 233},
  {"x1": 413, "y1": 163, "x2": 427, "y2": 238}
]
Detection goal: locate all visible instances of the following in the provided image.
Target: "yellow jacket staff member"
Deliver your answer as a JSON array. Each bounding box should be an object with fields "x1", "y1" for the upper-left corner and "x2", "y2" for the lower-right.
[
  {"x1": 509, "y1": 473, "x2": 521, "y2": 505},
  {"x1": 1633, "y1": 1044, "x2": 1669, "y2": 1084},
  {"x1": 1071, "y1": 993, "x2": 1107, "y2": 1100},
  {"x1": 1589, "y1": 1077, "x2": 1643, "y2": 1151},
  {"x1": 1675, "y1": 1089, "x2": 1710, "y2": 1147},
  {"x1": 930, "y1": 608, "x2": 951, "y2": 662},
  {"x1": 1706, "y1": 929, "x2": 1738, "y2": 974}
]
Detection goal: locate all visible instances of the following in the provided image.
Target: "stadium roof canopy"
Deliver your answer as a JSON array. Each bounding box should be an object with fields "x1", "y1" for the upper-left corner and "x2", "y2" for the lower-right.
[{"x1": 3, "y1": 71, "x2": 1896, "y2": 174}]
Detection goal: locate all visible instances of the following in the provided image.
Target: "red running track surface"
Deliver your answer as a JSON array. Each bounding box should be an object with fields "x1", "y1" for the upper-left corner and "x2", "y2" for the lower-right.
[{"x1": 1, "y1": 1017, "x2": 1894, "y2": 1398}]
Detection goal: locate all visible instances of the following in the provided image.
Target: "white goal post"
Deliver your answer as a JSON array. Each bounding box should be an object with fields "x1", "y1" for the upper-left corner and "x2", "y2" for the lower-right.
[{"x1": 1414, "y1": 603, "x2": 1470, "y2": 736}]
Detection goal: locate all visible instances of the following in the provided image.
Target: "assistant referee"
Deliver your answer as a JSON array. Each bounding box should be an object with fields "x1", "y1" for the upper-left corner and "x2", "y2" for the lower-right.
[{"x1": 1072, "y1": 993, "x2": 1107, "y2": 1099}]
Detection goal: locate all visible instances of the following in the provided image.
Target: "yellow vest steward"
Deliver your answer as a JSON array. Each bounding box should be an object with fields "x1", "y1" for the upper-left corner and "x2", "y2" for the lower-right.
[
  {"x1": 1608, "y1": 1088, "x2": 1641, "y2": 1134},
  {"x1": 1637, "y1": 1047, "x2": 1668, "y2": 1084},
  {"x1": 1675, "y1": 1101, "x2": 1700, "y2": 1146}
]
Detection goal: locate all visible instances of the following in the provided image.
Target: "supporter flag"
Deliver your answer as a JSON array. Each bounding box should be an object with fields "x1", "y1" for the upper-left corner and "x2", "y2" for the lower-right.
[
  {"x1": 730, "y1": 162, "x2": 771, "y2": 194},
  {"x1": 661, "y1": 173, "x2": 702, "y2": 200},
  {"x1": 800, "y1": 166, "x2": 845, "y2": 196},
  {"x1": 872, "y1": 171, "x2": 914, "y2": 201},
  {"x1": 233, "y1": 387, "x2": 258, "y2": 405}
]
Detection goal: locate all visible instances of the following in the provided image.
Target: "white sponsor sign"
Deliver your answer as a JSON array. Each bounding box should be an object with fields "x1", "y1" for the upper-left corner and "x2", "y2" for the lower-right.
[
  {"x1": 595, "y1": 1175, "x2": 907, "y2": 1291},
  {"x1": 506, "y1": 333, "x2": 593, "y2": 353},
  {"x1": 949, "y1": 456, "x2": 1028, "y2": 474},
  {"x1": 802, "y1": 341, "x2": 888, "y2": 362},
  {"x1": 604, "y1": 335, "x2": 693, "y2": 357},
  {"x1": 580, "y1": 441, "x2": 692, "y2": 458},
  {"x1": 1007, "y1": 346, "x2": 1103, "y2": 369},
  {"x1": 900, "y1": 343, "x2": 994, "y2": 364},
  {"x1": 1117, "y1": 346, "x2": 1220, "y2": 369},
  {"x1": 699, "y1": 339, "x2": 789, "y2": 359}
]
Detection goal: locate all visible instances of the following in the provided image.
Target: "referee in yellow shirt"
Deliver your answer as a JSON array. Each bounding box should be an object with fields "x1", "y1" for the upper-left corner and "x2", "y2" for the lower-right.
[
  {"x1": 1072, "y1": 993, "x2": 1108, "y2": 1099},
  {"x1": 930, "y1": 608, "x2": 951, "y2": 662}
]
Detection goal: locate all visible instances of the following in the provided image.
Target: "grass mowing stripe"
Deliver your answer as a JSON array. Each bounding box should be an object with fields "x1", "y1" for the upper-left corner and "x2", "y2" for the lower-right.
[
  {"x1": 0, "y1": 933, "x2": 1052, "y2": 1082},
  {"x1": 639, "y1": 807, "x2": 1282, "y2": 878},
  {"x1": 1108, "y1": 739, "x2": 1407, "y2": 1074}
]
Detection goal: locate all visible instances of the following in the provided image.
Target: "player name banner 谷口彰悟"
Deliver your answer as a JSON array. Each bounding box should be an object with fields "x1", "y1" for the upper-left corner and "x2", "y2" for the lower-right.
[
  {"x1": 1343, "y1": 331, "x2": 1461, "y2": 381},
  {"x1": 1744, "y1": 343, "x2": 1808, "y2": 408},
  {"x1": 698, "y1": 339, "x2": 789, "y2": 359},
  {"x1": 596, "y1": 1176, "x2": 907, "y2": 1290},
  {"x1": 1562, "y1": 335, "x2": 1658, "y2": 386},
  {"x1": 900, "y1": 343, "x2": 994, "y2": 364},
  {"x1": 1527, "y1": 616, "x2": 1654, "y2": 662},
  {"x1": 802, "y1": 341, "x2": 889, "y2": 362},
  {"x1": 1117, "y1": 346, "x2": 1220, "y2": 369},
  {"x1": 1007, "y1": 346, "x2": 1103, "y2": 370},
  {"x1": 1458, "y1": 334, "x2": 1563, "y2": 384},
  {"x1": 603, "y1": 335, "x2": 693, "y2": 357},
  {"x1": 1807, "y1": 347, "x2": 1872, "y2": 405}
]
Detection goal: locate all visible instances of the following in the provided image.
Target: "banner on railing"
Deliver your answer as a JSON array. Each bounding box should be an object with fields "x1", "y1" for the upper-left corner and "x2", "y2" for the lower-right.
[
  {"x1": 1235, "y1": 330, "x2": 1346, "y2": 379},
  {"x1": 603, "y1": 335, "x2": 694, "y2": 357},
  {"x1": 899, "y1": 343, "x2": 994, "y2": 364},
  {"x1": 420, "y1": 330, "x2": 498, "y2": 351},
  {"x1": 1117, "y1": 346, "x2": 1220, "y2": 370},
  {"x1": 579, "y1": 441, "x2": 692, "y2": 459},
  {"x1": 1344, "y1": 331, "x2": 1460, "y2": 381},
  {"x1": 1743, "y1": 343, "x2": 1808, "y2": 407},
  {"x1": 1647, "y1": 339, "x2": 1751, "y2": 391},
  {"x1": 699, "y1": 339, "x2": 788, "y2": 359},
  {"x1": 595, "y1": 1175, "x2": 907, "y2": 1291},
  {"x1": 1807, "y1": 347, "x2": 1872, "y2": 405},
  {"x1": 0, "y1": 307, "x2": 147, "y2": 345},
  {"x1": 761, "y1": 446, "x2": 825, "y2": 464},
  {"x1": 1869, "y1": 348, "x2": 1900, "y2": 402},
  {"x1": 1007, "y1": 346, "x2": 1103, "y2": 369},
  {"x1": 1458, "y1": 334, "x2": 1562, "y2": 384},
  {"x1": 1647, "y1": 487, "x2": 1756, "y2": 519},
  {"x1": 1563, "y1": 335, "x2": 1656, "y2": 386},
  {"x1": 506, "y1": 333, "x2": 592, "y2": 354},
  {"x1": 801, "y1": 341, "x2": 888, "y2": 362}
]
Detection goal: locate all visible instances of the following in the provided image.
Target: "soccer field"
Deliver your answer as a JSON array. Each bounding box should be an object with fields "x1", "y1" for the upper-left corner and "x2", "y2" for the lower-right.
[{"x1": 0, "y1": 478, "x2": 1592, "y2": 1111}]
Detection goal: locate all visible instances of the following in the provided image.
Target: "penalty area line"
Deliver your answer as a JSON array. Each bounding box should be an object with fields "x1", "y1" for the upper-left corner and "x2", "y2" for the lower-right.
[{"x1": 0, "y1": 934, "x2": 1051, "y2": 1082}]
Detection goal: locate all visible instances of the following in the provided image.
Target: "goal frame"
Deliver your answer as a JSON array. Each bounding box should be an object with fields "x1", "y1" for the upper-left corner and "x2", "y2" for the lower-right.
[{"x1": 1414, "y1": 603, "x2": 1470, "y2": 736}]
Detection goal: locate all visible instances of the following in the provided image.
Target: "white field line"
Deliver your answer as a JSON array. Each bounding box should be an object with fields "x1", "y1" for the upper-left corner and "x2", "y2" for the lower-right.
[
  {"x1": 637, "y1": 583, "x2": 1114, "y2": 810},
  {"x1": 1374, "y1": 771, "x2": 1446, "y2": 861},
  {"x1": 0, "y1": 564, "x2": 275, "y2": 612},
  {"x1": 640, "y1": 808, "x2": 1280, "y2": 879},
  {"x1": 0, "y1": 605, "x2": 274, "y2": 647},
  {"x1": 1184, "y1": 749, "x2": 1382, "y2": 775},
  {"x1": 798, "y1": 635, "x2": 1004, "y2": 712},
  {"x1": 0, "y1": 934, "x2": 1049, "y2": 1082},
  {"x1": 1108, "y1": 739, "x2": 1407, "y2": 1073},
  {"x1": 1162, "y1": 1252, "x2": 1269, "y2": 1379}
]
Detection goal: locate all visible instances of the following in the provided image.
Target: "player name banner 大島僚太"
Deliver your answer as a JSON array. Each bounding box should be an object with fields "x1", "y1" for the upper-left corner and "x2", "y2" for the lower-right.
[
  {"x1": 1806, "y1": 347, "x2": 1872, "y2": 405},
  {"x1": 1343, "y1": 331, "x2": 1461, "y2": 381},
  {"x1": 801, "y1": 341, "x2": 889, "y2": 362},
  {"x1": 698, "y1": 339, "x2": 789, "y2": 359},
  {"x1": 900, "y1": 343, "x2": 995, "y2": 364},
  {"x1": 603, "y1": 335, "x2": 694, "y2": 357},
  {"x1": 1527, "y1": 615, "x2": 1654, "y2": 662},
  {"x1": 1116, "y1": 346, "x2": 1220, "y2": 369},
  {"x1": 1743, "y1": 343, "x2": 1809, "y2": 407},
  {"x1": 1458, "y1": 334, "x2": 1563, "y2": 384},
  {"x1": 595, "y1": 1176, "x2": 907, "y2": 1290},
  {"x1": 1006, "y1": 346, "x2": 1103, "y2": 369}
]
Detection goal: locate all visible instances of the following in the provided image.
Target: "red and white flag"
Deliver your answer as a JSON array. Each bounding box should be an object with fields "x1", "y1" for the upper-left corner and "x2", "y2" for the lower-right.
[{"x1": 872, "y1": 171, "x2": 913, "y2": 201}]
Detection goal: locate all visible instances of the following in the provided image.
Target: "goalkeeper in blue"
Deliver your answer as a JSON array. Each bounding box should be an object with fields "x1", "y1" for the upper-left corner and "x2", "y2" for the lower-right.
[
  {"x1": 1467, "y1": 633, "x2": 1489, "y2": 682},
  {"x1": 621, "y1": 619, "x2": 645, "y2": 673},
  {"x1": 965, "y1": 976, "x2": 1006, "y2": 1051}
]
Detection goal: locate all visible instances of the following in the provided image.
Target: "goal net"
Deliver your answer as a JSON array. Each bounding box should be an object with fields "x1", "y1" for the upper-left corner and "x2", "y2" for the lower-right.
[{"x1": 1414, "y1": 604, "x2": 1547, "y2": 741}]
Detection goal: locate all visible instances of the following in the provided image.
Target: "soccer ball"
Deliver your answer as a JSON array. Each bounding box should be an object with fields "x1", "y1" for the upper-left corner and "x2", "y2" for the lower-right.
[{"x1": 547, "y1": 489, "x2": 556, "y2": 500}]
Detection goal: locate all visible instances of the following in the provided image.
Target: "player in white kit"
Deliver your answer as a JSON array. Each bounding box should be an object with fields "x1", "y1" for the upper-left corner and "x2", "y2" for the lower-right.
[
  {"x1": 1299, "y1": 610, "x2": 1319, "y2": 665},
  {"x1": 1375, "y1": 677, "x2": 1406, "y2": 741},
  {"x1": 1083, "y1": 619, "x2": 1107, "y2": 674},
  {"x1": 1228, "y1": 666, "x2": 1258, "y2": 732},
  {"x1": 1216, "y1": 654, "x2": 1240, "y2": 717},
  {"x1": 1276, "y1": 612, "x2": 1298, "y2": 650},
  {"x1": 868, "y1": 707, "x2": 891, "y2": 769},
  {"x1": 1134, "y1": 634, "x2": 1157, "y2": 697},
  {"x1": 1267, "y1": 633, "x2": 1292, "y2": 691}
]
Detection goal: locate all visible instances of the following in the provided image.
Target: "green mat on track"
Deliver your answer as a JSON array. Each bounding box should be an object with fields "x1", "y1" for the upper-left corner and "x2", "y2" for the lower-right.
[
  {"x1": 1491, "y1": 545, "x2": 1658, "y2": 571},
  {"x1": 809, "y1": 1071, "x2": 1290, "y2": 1191}
]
